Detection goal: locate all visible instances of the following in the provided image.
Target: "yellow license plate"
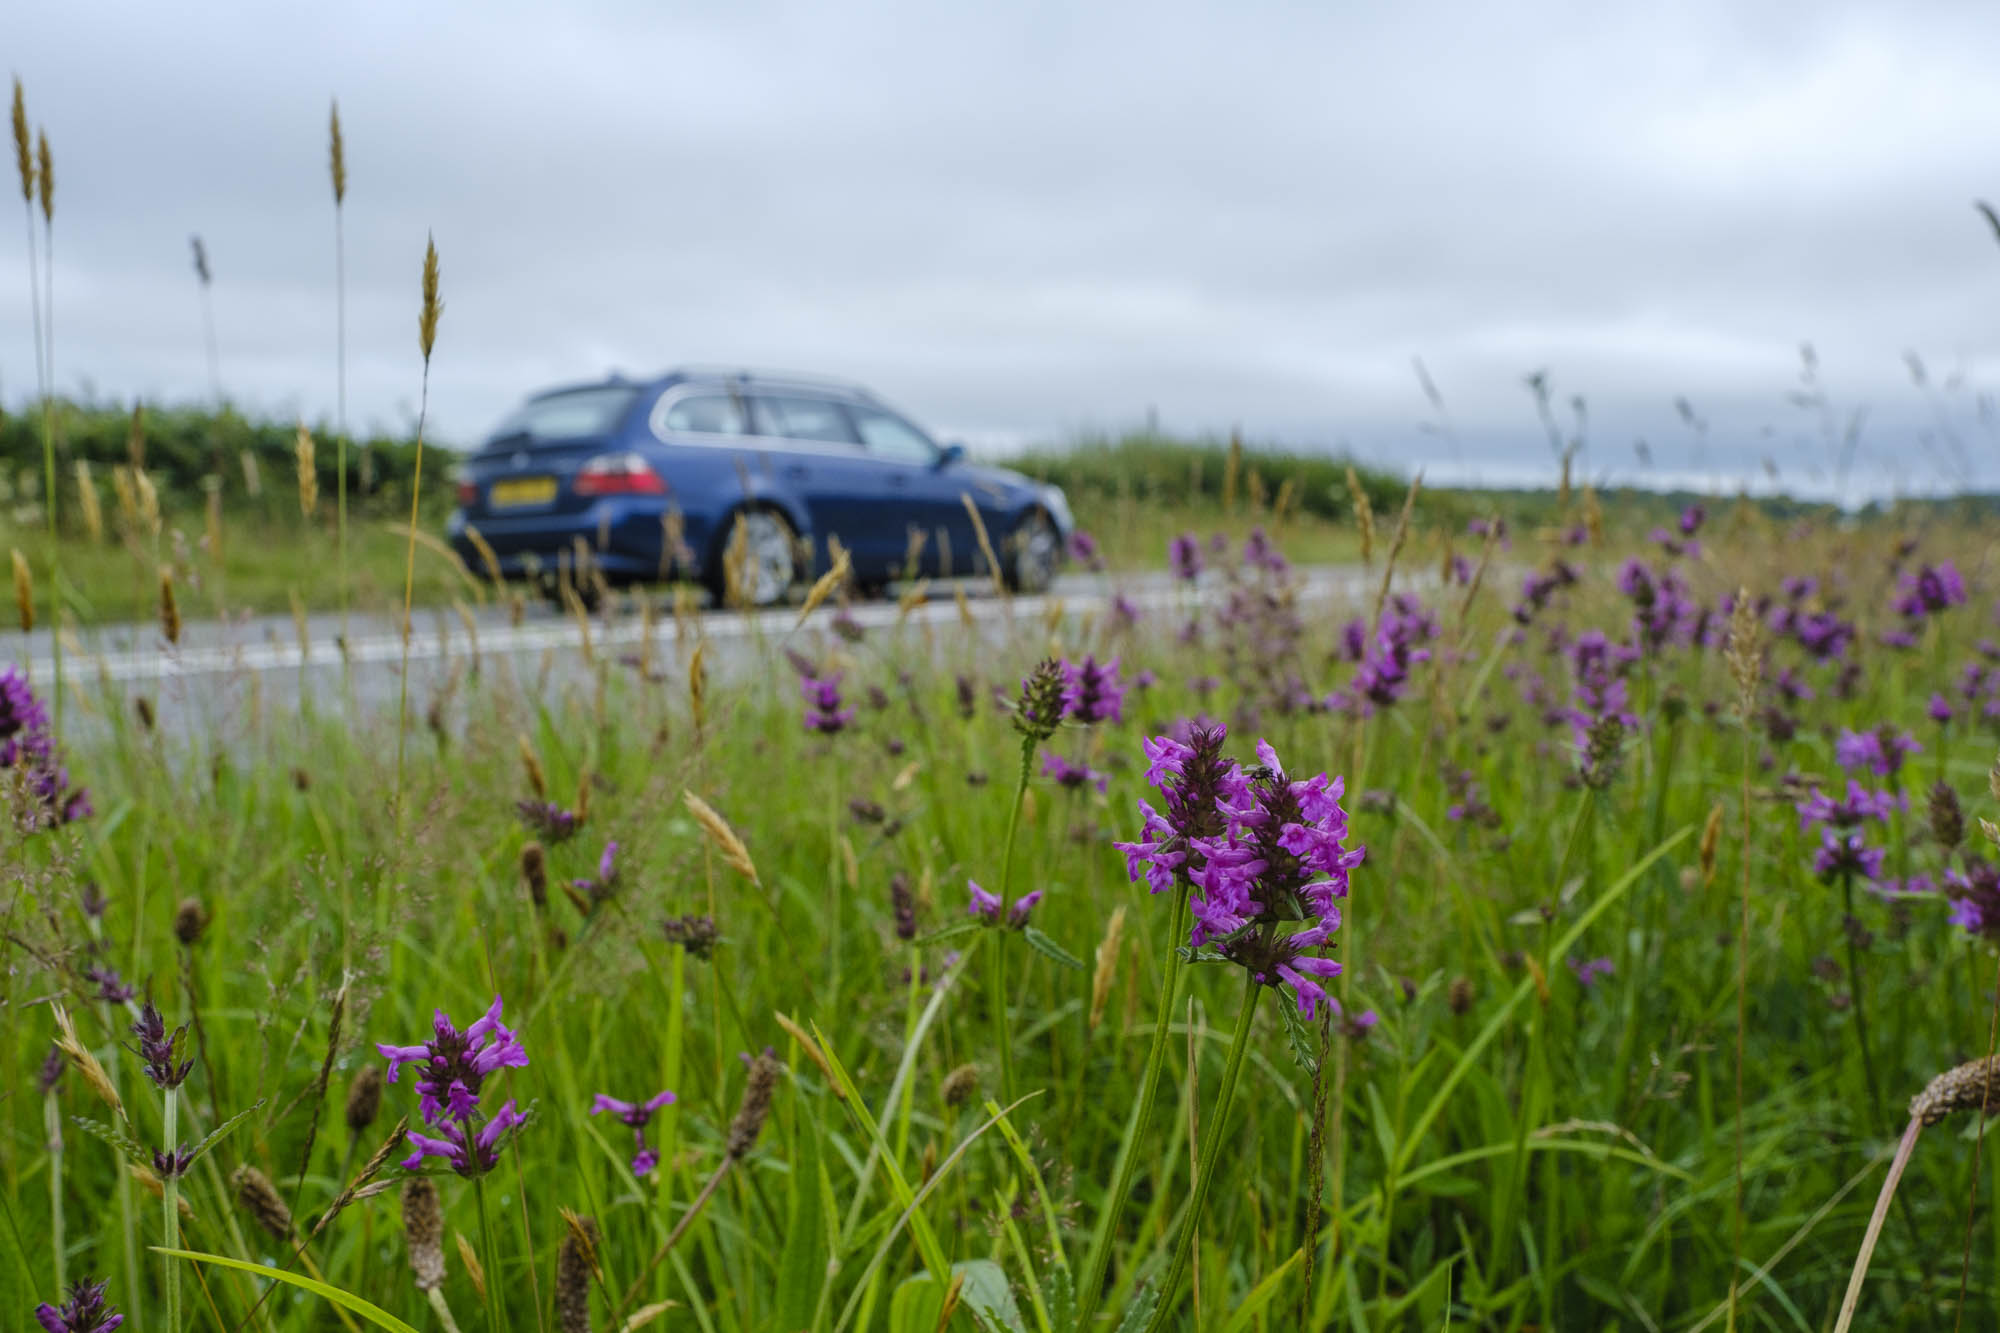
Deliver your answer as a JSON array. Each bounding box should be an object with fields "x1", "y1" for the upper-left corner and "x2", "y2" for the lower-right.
[{"x1": 490, "y1": 477, "x2": 557, "y2": 508}]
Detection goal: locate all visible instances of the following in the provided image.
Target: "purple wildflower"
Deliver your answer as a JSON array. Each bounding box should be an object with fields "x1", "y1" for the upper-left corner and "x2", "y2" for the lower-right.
[
  {"x1": 966, "y1": 878, "x2": 1040, "y2": 929},
  {"x1": 1930, "y1": 692, "x2": 1955, "y2": 724},
  {"x1": 1679, "y1": 505, "x2": 1705, "y2": 537},
  {"x1": 1893, "y1": 561, "x2": 1966, "y2": 618},
  {"x1": 1797, "y1": 781, "x2": 1896, "y2": 832},
  {"x1": 128, "y1": 1001, "x2": 192, "y2": 1090},
  {"x1": 516, "y1": 800, "x2": 581, "y2": 843},
  {"x1": 1946, "y1": 860, "x2": 2000, "y2": 942},
  {"x1": 1567, "y1": 956, "x2": 1615, "y2": 988},
  {"x1": 1042, "y1": 752, "x2": 1108, "y2": 793},
  {"x1": 1068, "y1": 529, "x2": 1103, "y2": 570},
  {"x1": 802, "y1": 673, "x2": 856, "y2": 734},
  {"x1": 84, "y1": 964, "x2": 135, "y2": 1006},
  {"x1": 1812, "y1": 830, "x2": 1886, "y2": 883},
  {"x1": 0, "y1": 666, "x2": 89, "y2": 827},
  {"x1": 1834, "y1": 726, "x2": 1921, "y2": 779},
  {"x1": 35, "y1": 1279, "x2": 123, "y2": 1333},
  {"x1": 1168, "y1": 533, "x2": 1203, "y2": 582},
  {"x1": 571, "y1": 840, "x2": 619, "y2": 904},
  {"x1": 591, "y1": 1089, "x2": 676, "y2": 1177},
  {"x1": 1111, "y1": 593, "x2": 1141, "y2": 628},
  {"x1": 378, "y1": 997, "x2": 530, "y2": 1121},
  {"x1": 1061, "y1": 655, "x2": 1125, "y2": 725},
  {"x1": 1792, "y1": 612, "x2": 1855, "y2": 661}
]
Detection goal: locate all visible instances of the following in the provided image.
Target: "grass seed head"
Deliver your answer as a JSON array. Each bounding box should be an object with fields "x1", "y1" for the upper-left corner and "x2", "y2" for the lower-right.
[
  {"x1": 328, "y1": 99, "x2": 346, "y2": 205},
  {"x1": 683, "y1": 790, "x2": 759, "y2": 885},
  {"x1": 345, "y1": 1064, "x2": 383, "y2": 1134},
  {"x1": 231, "y1": 1164, "x2": 294, "y2": 1240},
  {"x1": 517, "y1": 734, "x2": 547, "y2": 799},
  {"x1": 34, "y1": 126, "x2": 49, "y2": 222},
  {"x1": 74, "y1": 460, "x2": 102, "y2": 542},
  {"x1": 1448, "y1": 977, "x2": 1475, "y2": 1015},
  {"x1": 1345, "y1": 465, "x2": 1375, "y2": 561},
  {"x1": 1698, "y1": 802, "x2": 1724, "y2": 887},
  {"x1": 126, "y1": 404, "x2": 145, "y2": 468},
  {"x1": 1911, "y1": 1056, "x2": 2000, "y2": 1126},
  {"x1": 295, "y1": 421, "x2": 318, "y2": 517},
  {"x1": 521, "y1": 841, "x2": 549, "y2": 908},
  {"x1": 726, "y1": 1047, "x2": 782, "y2": 1158},
  {"x1": 10, "y1": 549, "x2": 32, "y2": 632},
  {"x1": 1929, "y1": 781, "x2": 1964, "y2": 853},
  {"x1": 134, "y1": 695, "x2": 155, "y2": 732},
  {"x1": 159, "y1": 566, "x2": 180, "y2": 645},
  {"x1": 1089, "y1": 905, "x2": 1126, "y2": 1032},
  {"x1": 941, "y1": 1064, "x2": 980, "y2": 1108},
  {"x1": 418, "y1": 235, "x2": 442, "y2": 362},
  {"x1": 173, "y1": 897, "x2": 207, "y2": 945},
  {"x1": 1725, "y1": 586, "x2": 1762, "y2": 717},
  {"x1": 51, "y1": 1004, "x2": 124, "y2": 1121},
  {"x1": 556, "y1": 1212, "x2": 601, "y2": 1333},
  {"x1": 401, "y1": 1176, "x2": 446, "y2": 1292},
  {"x1": 9, "y1": 79, "x2": 28, "y2": 201}
]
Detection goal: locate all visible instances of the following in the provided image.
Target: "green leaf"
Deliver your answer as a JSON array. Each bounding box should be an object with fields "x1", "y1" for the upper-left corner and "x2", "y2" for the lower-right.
[
  {"x1": 888, "y1": 1273, "x2": 947, "y2": 1333},
  {"x1": 68, "y1": 1115, "x2": 146, "y2": 1164},
  {"x1": 917, "y1": 921, "x2": 983, "y2": 949},
  {"x1": 152, "y1": 1249, "x2": 421, "y2": 1333},
  {"x1": 1110, "y1": 1283, "x2": 1160, "y2": 1333},
  {"x1": 779, "y1": 1111, "x2": 828, "y2": 1332},
  {"x1": 186, "y1": 1099, "x2": 265, "y2": 1167},
  {"x1": 1019, "y1": 927, "x2": 1083, "y2": 970},
  {"x1": 954, "y1": 1258, "x2": 1025, "y2": 1332}
]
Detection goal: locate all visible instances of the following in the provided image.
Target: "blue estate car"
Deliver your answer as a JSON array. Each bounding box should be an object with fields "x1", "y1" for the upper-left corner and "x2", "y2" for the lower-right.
[{"x1": 447, "y1": 369, "x2": 1073, "y2": 606}]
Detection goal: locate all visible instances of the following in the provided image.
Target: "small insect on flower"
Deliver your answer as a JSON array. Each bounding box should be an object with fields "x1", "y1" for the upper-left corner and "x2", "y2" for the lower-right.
[
  {"x1": 590, "y1": 1089, "x2": 676, "y2": 1177},
  {"x1": 34, "y1": 1277, "x2": 124, "y2": 1333}
]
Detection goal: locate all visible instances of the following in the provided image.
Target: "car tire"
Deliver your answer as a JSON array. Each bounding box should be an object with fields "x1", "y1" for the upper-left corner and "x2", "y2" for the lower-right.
[
  {"x1": 1004, "y1": 508, "x2": 1060, "y2": 594},
  {"x1": 707, "y1": 507, "x2": 800, "y2": 608}
]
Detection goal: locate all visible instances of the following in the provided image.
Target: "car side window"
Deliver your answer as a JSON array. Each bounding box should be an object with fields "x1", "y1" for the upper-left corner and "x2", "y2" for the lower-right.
[
  {"x1": 850, "y1": 407, "x2": 937, "y2": 464},
  {"x1": 658, "y1": 393, "x2": 749, "y2": 436},
  {"x1": 754, "y1": 396, "x2": 861, "y2": 445}
]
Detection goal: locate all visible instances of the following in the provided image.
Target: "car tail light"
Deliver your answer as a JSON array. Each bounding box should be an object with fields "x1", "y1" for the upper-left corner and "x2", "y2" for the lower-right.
[
  {"x1": 574, "y1": 452, "x2": 668, "y2": 497},
  {"x1": 455, "y1": 477, "x2": 480, "y2": 507}
]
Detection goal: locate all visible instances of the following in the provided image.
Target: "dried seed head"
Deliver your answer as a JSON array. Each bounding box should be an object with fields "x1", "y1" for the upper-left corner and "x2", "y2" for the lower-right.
[
  {"x1": 1725, "y1": 586, "x2": 1762, "y2": 719},
  {"x1": 688, "y1": 638, "x2": 707, "y2": 733},
  {"x1": 1345, "y1": 466, "x2": 1375, "y2": 562},
  {"x1": 1580, "y1": 714, "x2": 1625, "y2": 790},
  {"x1": 521, "y1": 841, "x2": 549, "y2": 909},
  {"x1": 1698, "y1": 802, "x2": 1724, "y2": 888},
  {"x1": 51, "y1": 1004, "x2": 124, "y2": 1121},
  {"x1": 10, "y1": 549, "x2": 32, "y2": 632},
  {"x1": 1582, "y1": 484, "x2": 1604, "y2": 546},
  {"x1": 1990, "y1": 750, "x2": 2000, "y2": 805},
  {"x1": 1089, "y1": 905, "x2": 1126, "y2": 1032},
  {"x1": 794, "y1": 545, "x2": 851, "y2": 631},
  {"x1": 134, "y1": 695, "x2": 155, "y2": 732},
  {"x1": 173, "y1": 897, "x2": 208, "y2": 946},
  {"x1": 328, "y1": 100, "x2": 347, "y2": 206},
  {"x1": 9, "y1": 80, "x2": 29, "y2": 201},
  {"x1": 295, "y1": 421, "x2": 318, "y2": 518},
  {"x1": 661, "y1": 913, "x2": 718, "y2": 960},
  {"x1": 418, "y1": 235, "x2": 442, "y2": 362},
  {"x1": 135, "y1": 469, "x2": 160, "y2": 537},
  {"x1": 74, "y1": 460, "x2": 102, "y2": 543},
  {"x1": 346, "y1": 1064, "x2": 384, "y2": 1134},
  {"x1": 517, "y1": 734, "x2": 547, "y2": 799},
  {"x1": 726, "y1": 1047, "x2": 782, "y2": 1159},
  {"x1": 1223, "y1": 430, "x2": 1242, "y2": 512},
  {"x1": 35, "y1": 127, "x2": 50, "y2": 222},
  {"x1": 464, "y1": 523, "x2": 502, "y2": 586},
  {"x1": 683, "y1": 790, "x2": 760, "y2": 885},
  {"x1": 456, "y1": 1232, "x2": 487, "y2": 1300},
  {"x1": 1930, "y1": 781, "x2": 1965, "y2": 853},
  {"x1": 1448, "y1": 976, "x2": 1475, "y2": 1015},
  {"x1": 1911, "y1": 1056, "x2": 2000, "y2": 1126},
  {"x1": 127, "y1": 405, "x2": 145, "y2": 469},
  {"x1": 401, "y1": 1176, "x2": 446, "y2": 1292},
  {"x1": 555, "y1": 1212, "x2": 600, "y2": 1333},
  {"x1": 159, "y1": 566, "x2": 181, "y2": 645},
  {"x1": 232, "y1": 1164, "x2": 294, "y2": 1240},
  {"x1": 941, "y1": 1063, "x2": 980, "y2": 1108}
]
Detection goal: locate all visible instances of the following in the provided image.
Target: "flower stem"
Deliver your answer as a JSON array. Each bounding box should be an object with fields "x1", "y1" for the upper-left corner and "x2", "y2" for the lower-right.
[
  {"x1": 1076, "y1": 876, "x2": 1190, "y2": 1325},
  {"x1": 163, "y1": 1087, "x2": 180, "y2": 1333},
  {"x1": 1841, "y1": 868, "x2": 1886, "y2": 1134},
  {"x1": 473, "y1": 1173, "x2": 504, "y2": 1333},
  {"x1": 1143, "y1": 974, "x2": 1261, "y2": 1333},
  {"x1": 991, "y1": 733, "x2": 1038, "y2": 1105},
  {"x1": 45, "y1": 1091, "x2": 63, "y2": 1291}
]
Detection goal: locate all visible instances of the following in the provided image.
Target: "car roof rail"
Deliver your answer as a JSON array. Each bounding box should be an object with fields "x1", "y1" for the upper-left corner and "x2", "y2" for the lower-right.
[{"x1": 665, "y1": 365, "x2": 879, "y2": 400}]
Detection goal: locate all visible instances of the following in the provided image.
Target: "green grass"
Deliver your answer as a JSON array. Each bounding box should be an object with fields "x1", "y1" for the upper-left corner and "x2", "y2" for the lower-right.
[{"x1": 6, "y1": 508, "x2": 2000, "y2": 1330}]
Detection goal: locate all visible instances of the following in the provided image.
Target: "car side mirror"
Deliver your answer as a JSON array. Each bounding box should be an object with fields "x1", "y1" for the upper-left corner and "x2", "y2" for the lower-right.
[{"x1": 936, "y1": 442, "x2": 966, "y2": 468}]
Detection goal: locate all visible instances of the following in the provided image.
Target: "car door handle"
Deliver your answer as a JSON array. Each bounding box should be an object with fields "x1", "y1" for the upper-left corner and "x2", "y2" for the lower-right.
[
  {"x1": 783, "y1": 464, "x2": 809, "y2": 482},
  {"x1": 887, "y1": 473, "x2": 909, "y2": 488}
]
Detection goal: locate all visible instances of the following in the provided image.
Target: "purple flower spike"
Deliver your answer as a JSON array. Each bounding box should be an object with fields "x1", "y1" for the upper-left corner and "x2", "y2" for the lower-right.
[
  {"x1": 1568, "y1": 956, "x2": 1615, "y2": 988},
  {"x1": 1061, "y1": 655, "x2": 1125, "y2": 725},
  {"x1": 1168, "y1": 533, "x2": 1203, "y2": 582},
  {"x1": 592, "y1": 1088, "x2": 676, "y2": 1177},
  {"x1": 378, "y1": 995, "x2": 529, "y2": 1168},
  {"x1": 1893, "y1": 561, "x2": 1966, "y2": 618},
  {"x1": 802, "y1": 673, "x2": 856, "y2": 734},
  {"x1": 1947, "y1": 860, "x2": 2000, "y2": 941},
  {"x1": 1930, "y1": 692, "x2": 1955, "y2": 725},
  {"x1": 35, "y1": 1278, "x2": 123, "y2": 1333},
  {"x1": 967, "y1": 879, "x2": 1003, "y2": 923},
  {"x1": 1834, "y1": 726, "x2": 1921, "y2": 779},
  {"x1": 1042, "y1": 752, "x2": 1108, "y2": 793},
  {"x1": 968, "y1": 878, "x2": 1042, "y2": 929}
]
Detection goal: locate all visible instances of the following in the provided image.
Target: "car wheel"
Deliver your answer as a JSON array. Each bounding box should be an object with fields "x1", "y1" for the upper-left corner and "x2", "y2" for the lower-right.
[
  {"x1": 711, "y1": 508, "x2": 799, "y2": 608},
  {"x1": 1005, "y1": 509, "x2": 1060, "y2": 594}
]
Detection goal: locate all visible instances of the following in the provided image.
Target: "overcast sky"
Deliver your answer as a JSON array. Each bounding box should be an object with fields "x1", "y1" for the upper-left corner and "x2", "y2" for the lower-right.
[{"x1": 6, "y1": 1, "x2": 1999, "y2": 501}]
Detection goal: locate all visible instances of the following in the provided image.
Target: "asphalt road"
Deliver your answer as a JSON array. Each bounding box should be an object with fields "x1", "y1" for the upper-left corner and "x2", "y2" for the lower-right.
[{"x1": 3, "y1": 564, "x2": 1391, "y2": 734}]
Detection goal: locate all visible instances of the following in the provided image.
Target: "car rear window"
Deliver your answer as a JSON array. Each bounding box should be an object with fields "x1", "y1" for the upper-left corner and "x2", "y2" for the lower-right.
[{"x1": 487, "y1": 386, "x2": 641, "y2": 445}]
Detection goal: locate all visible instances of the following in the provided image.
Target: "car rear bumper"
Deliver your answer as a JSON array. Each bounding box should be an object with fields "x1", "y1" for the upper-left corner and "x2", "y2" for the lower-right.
[{"x1": 449, "y1": 499, "x2": 712, "y2": 582}]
